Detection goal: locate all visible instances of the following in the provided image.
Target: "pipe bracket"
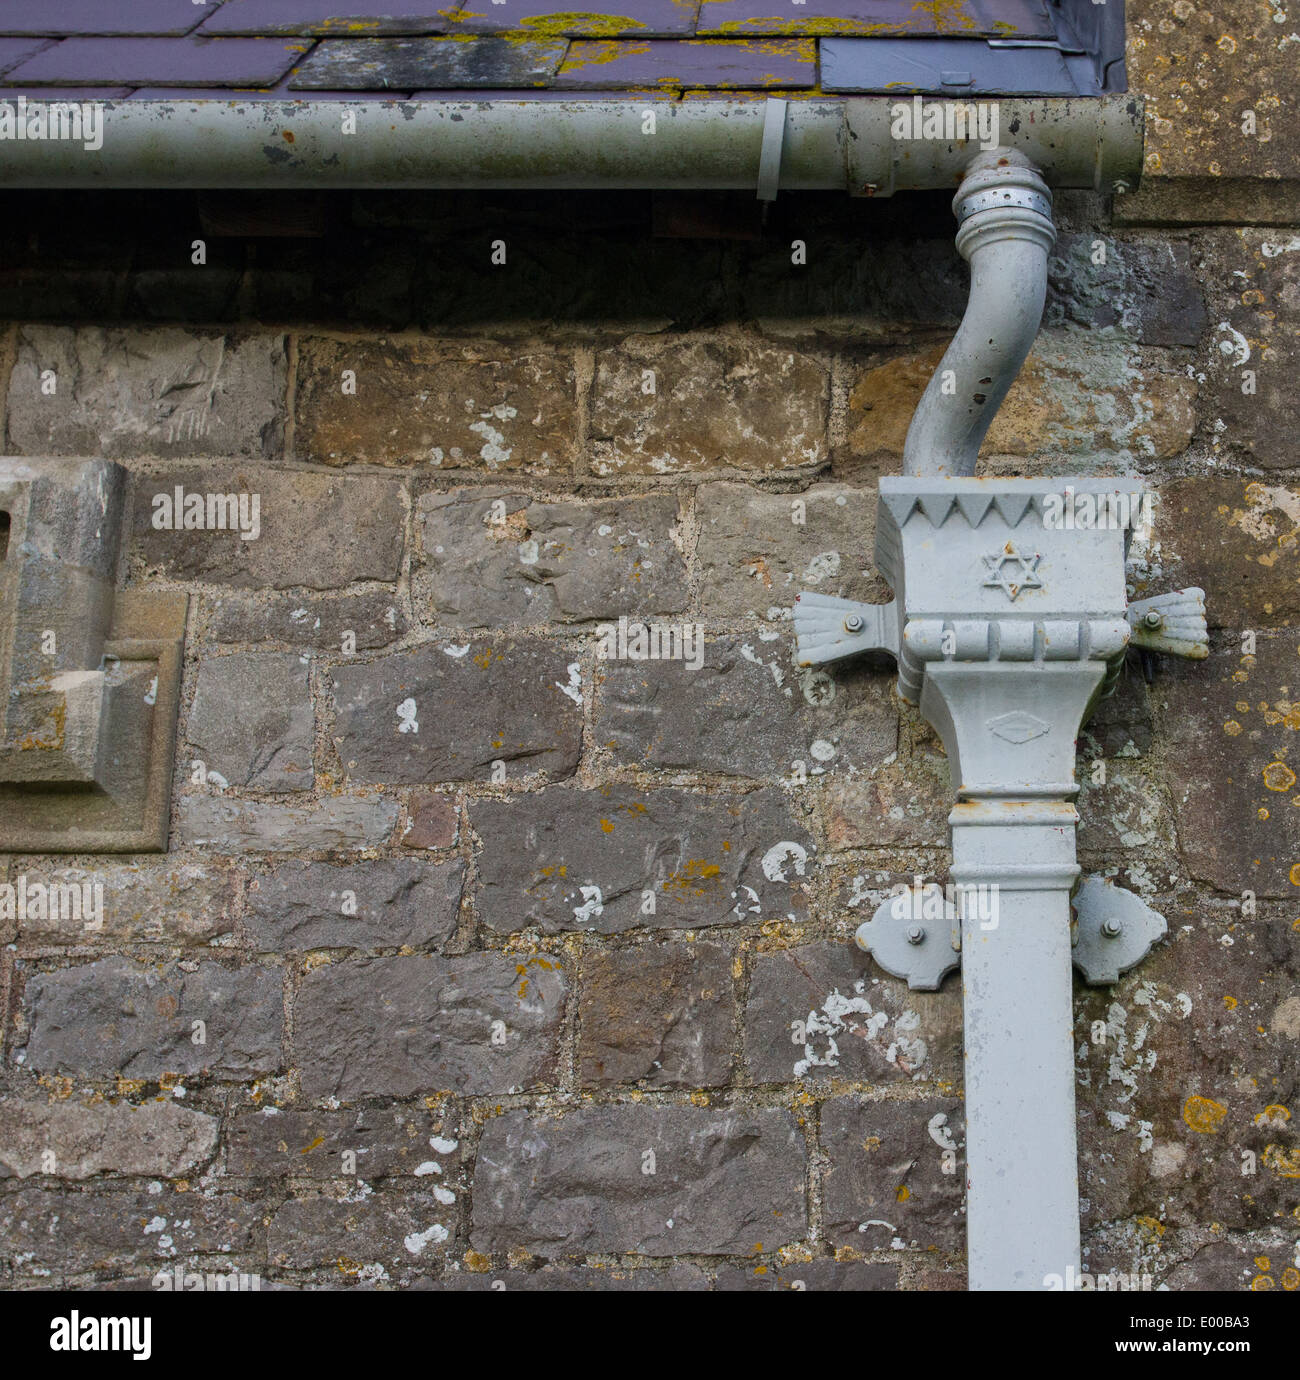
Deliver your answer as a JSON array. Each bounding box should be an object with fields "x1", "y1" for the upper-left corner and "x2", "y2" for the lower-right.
[
  {"x1": 1070, "y1": 876, "x2": 1169, "y2": 986},
  {"x1": 854, "y1": 894, "x2": 962, "y2": 992}
]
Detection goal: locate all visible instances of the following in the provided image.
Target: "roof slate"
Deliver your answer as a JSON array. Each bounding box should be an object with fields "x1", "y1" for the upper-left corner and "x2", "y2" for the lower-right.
[{"x1": 0, "y1": 0, "x2": 1119, "y2": 97}]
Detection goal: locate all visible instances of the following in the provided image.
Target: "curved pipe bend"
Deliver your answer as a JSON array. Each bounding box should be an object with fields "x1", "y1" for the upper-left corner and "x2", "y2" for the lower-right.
[{"x1": 902, "y1": 149, "x2": 1057, "y2": 479}]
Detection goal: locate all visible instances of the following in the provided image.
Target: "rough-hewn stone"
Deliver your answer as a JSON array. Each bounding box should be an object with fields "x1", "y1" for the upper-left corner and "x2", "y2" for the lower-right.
[
  {"x1": 578, "y1": 941, "x2": 732, "y2": 1088},
  {"x1": 188, "y1": 653, "x2": 314, "y2": 792},
  {"x1": 295, "y1": 337, "x2": 574, "y2": 471},
  {"x1": 744, "y1": 939, "x2": 961, "y2": 1087},
  {"x1": 1154, "y1": 478, "x2": 1300, "y2": 629},
  {"x1": 429, "y1": 1263, "x2": 710, "y2": 1290},
  {"x1": 331, "y1": 641, "x2": 584, "y2": 785},
  {"x1": 210, "y1": 589, "x2": 409, "y2": 651},
  {"x1": 227, "y1": 1104, "x2": 461, "y2": 1183},
  {"x1": 696, "y1": 482, "x2": 887, "y2": 622},
  {"x1": 416, "y1": 489, "x2": 688, "y2": 627},
  {"x1": 472, "y1": 785, "x2": 815, "y2": 935},
  {"x1": 714, "y1": 1260, "x2": 900, "y2": 1291},
  {"x1": 1158, "y1": 634, "x2": 1300, "y2": 896},
  {"x1": 472, "y1": 1105, "x2": 806, "y2": 1256},
  {"x1": 401, "y1": 793, "x2": 458, "y2": 851},
  {"x1": 822, "y1": 751, "x2": 950, "y2": 850},
  {"x1": 294, "y1": 953, "x2": 567, "y2": 1099},
  {"x1": 847, "y1": 338, "x2": 1197, "y2": 462},
  {"x1": 0, "y1": 1186, "x2": 262, "y2": 1278},
  {"x1": 243, "y1": 859, "x2": 463, "y2": 951},
  {"x1": 591, "y1": 337, "x2": 828, "y2": 474},
  {"x1": 1046, "y1": 233, "x2": 1208, "y2": 346},
  {"x1": 1074, "y1": 910, "x2": 1300, "y2": 1234},
  {"x1": 820, "y1": 1094, "x2": 966, "y2": 1252},
  {"x1": 13, "y1": 862, "x2": 235, "y2": 945},
  {"x1": 1130, "y1": 0, "x2": 1300, "y2": 183},
  {"x1": 177, "y1": 794, "x2": 399, "y2": 852},
  {"x1": 0, "y1": 1097, "x2": 218, "y2": 1180},
  {"x1": 6, "y1": 327, "x2": 284, "y2": 460},
  {"x1": 21, "y1": 957, "x2": 284, "y2": 1079},
  {"x1": 1196, "y1": 232, "x2": 1300, "y2": 471},
  {"x1": 596, "y1": 634, "x2": 896, "y2": 779},
  {"x1": 133, "y1": 466, "x2": 405, "y2": 590},
  {"x1": 268, "y1": 1192, "x2": 455, "y2": 1275}
]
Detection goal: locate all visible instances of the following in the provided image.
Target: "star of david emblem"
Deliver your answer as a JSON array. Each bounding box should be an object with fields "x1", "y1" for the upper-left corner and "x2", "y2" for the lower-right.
[{"x1": 981, "y1": 543, "x2": 1043, "y2": 601}]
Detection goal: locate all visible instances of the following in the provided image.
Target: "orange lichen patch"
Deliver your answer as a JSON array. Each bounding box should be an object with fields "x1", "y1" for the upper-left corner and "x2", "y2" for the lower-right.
[
  {"x1": 600, "y1": 818, "x2": 615, "y2": 833},
  {"x1": 1283, "y1": 1267, "x2": 1300, "y2": 1290},
  {"x1": 1290, "y1": 863, "x2": 1300, "y2": 886},
  {"x1": 896, "y1": 1184, "x2": 911, "y2": 1202},
  {"x1": 1223, "y1": 720, "x2": 1243, "y2": 735},
  {"x1": 538, "y1": 864, "x2": 568, "y2": 878},
  {"x1": 464, "y1": 1250, "x2": 492, "y2": 1272},
  {"x1": 1263, "y1": 760, "x2": 1296, "y2": 791},
  {"x1": 1224, "y1": 995, "x2": 1239, "y2": 1009},
  {"x1": 661, "y1": 859, "x2": 723, "y2": 896},
  {"x1": 301, "y1": 1136, "x2": 324, "y2": 1154},
  {"x1": 1263, "y1": 1144, "x2": 1300, "y2": 1178},
  {"x1": 703, "y1": 16, "x2": 913, "y2": 35},
  {"x1": 1183, "y1": 1095, "x2": 1228, "y2": 1133},
  {"x1": 1135, "y1": 1216, "x2": 1165, "y2": 1242},
  {"x1": 558, "y1": 38, "x2": 649, "y2": 70},
  {"x1": 517, "y1": 13, "x2": 651, "y2": 37},
  {"x1": 915, "y1": 0, "x2": 977, "y2": 33}
]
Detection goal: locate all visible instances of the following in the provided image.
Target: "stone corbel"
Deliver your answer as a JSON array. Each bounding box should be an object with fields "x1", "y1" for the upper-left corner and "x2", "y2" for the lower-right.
[{"x1": 0, "y1": 458, "x2": 187, "y2": 852}]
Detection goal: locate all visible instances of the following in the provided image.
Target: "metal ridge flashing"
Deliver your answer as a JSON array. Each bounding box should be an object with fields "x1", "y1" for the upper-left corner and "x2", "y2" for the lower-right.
[{"x1": 0, "y1": 93, "x2": 1142, "y2": 192}]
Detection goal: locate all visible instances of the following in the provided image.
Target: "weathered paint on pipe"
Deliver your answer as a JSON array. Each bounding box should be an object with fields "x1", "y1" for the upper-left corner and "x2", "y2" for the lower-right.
[
  {"x1": 0, "y1": 95, "x2": 1142, "y2": 192},
  {"x1": 903, "y1": 149, "x2": 1057, "y2": 478}
]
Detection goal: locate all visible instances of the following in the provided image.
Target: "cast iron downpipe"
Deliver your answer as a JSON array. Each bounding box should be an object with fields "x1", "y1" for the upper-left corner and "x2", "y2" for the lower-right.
[
  {"x1": 902, "y1": 149, "x2": 1057, "y2": 479},
  {"x1": 794, "y1": 147, "x2": 1207, "y2": 1290}
]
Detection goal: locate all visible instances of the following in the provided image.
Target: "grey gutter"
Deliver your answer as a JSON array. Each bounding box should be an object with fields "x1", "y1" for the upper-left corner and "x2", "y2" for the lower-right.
[{"x1": 0, "y1": 94, "x2": 1142, "y2": 193}]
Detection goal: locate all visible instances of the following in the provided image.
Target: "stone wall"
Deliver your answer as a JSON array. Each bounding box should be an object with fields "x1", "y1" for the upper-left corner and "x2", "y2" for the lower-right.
[{"x1": 1, "y1": 1, "x2": 1298, "y2": 1293}]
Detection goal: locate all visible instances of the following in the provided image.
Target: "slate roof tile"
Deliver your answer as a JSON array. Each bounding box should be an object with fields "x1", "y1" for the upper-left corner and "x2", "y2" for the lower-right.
[
  {"x1": 553, "y1": 36, "x2": 814, "y2": 88},
  {"x1": 2, "y1": 35, "x2": 310, "y2": 86},
  {"x1": 289, "y1": 34, "x2": 566, "y2": 86},
  {"x1": 449, "y1": 0, "x2": 700, "y2": 38},
  {"x1": 695, "y1": 0, "x2": 1053, "y2": 37},
  {"x1": 199, "y1": 0, "x2": 458, "y2": 36},
  {"x1": 0, "y1": 1, "x2": 218, "y2": 37},
  {"x1": 0, "y1": 38, "x2": 53, "y2": 75}
]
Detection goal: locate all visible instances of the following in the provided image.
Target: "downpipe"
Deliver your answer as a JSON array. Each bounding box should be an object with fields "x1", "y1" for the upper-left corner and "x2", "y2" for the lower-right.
[
  {"x1": 794, "y1": 148, "x2": 1208, "y2": 1291},
  {"x1": 903, "y1": 149, "x2": 1056, "y2": 479}
]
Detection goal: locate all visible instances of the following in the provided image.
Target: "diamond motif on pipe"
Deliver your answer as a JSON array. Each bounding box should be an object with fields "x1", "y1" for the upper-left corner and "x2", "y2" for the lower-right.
[{"x1": 981, "y1": 543, "x2": 1042, "y2": 601}]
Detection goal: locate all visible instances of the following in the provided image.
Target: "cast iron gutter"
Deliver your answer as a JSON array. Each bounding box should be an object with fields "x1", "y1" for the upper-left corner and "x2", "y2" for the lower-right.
[{"x1": 0, "y1": 95, "x2": 1142, "y2": 193}]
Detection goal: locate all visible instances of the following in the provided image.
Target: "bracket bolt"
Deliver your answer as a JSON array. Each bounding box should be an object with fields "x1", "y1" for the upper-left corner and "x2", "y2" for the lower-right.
[
  {"x1": 1101, "y1": 918, "x2": 1123, "y2": 938},
  {"x1": 906, "y1": 924, "x2": 926, "y2": 945},
  {"x1": 1142, "y1": 609, "x2": 1163, "y2": 629},
  {"x1": 844, "y1": 613, "x2": 865, "y2": 634}
]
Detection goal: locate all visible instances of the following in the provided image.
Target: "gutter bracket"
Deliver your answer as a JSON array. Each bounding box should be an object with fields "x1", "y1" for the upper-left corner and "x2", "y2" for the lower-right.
[{"x1": 756, "y1": 97, "x2": 788, "y2": 202}]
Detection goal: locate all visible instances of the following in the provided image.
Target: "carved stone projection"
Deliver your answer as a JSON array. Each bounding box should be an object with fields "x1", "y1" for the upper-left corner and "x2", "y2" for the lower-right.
[{"x1": 0, "y1": 458, "x2": 186, "y2": 851}]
